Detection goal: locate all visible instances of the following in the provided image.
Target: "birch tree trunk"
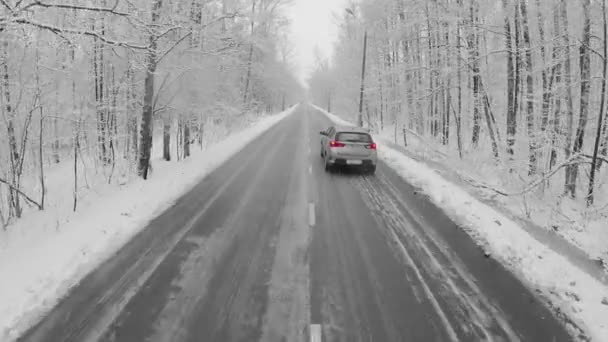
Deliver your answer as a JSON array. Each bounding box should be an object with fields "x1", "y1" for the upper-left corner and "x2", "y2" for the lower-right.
[
  {"x1": 403, "y1": 39, "x2": 415, "y2": 132},
  {"x1": 52, "y1": 117, "x2": 60, "y2": 163},
  {"x1": 443, "y1": 17, "x2": 451, "y2": 146},
  {"x1": 183, "y1": 120, "x2": 190, "y2": 158},
  {"x1": 566, "y1": 0, "x2": 591, "y2": 198},
  {"x1": 588, "y1": 0, "x2": 607, "y2": 205},
  {"x1": 35, "y1": 44, "x2": 45, "y2": 210},
  {"x1": 560, "y1": 0, "x2": 575, "y2": 194},
  {"x1": 536, "y1": 0, "x2": 550, "y2": 137},
  {"x1": 602, "y1": 106, "x2": 608, "y2": 166},
  {"x1": 243, "y1": 0, "x2": 256, "y2": 104},
  {"x1": 470, "y1": 0, "x2": 499, "y2": 159},
  {"x1": 126, "y1": 64, "x2": 138, "y2": 162},
  {"x1": 138, "y1": 0, "x2": 163, "y2": 179},
  {"x1": 602, "y1": 100, "x2": 608, "y2": 166},
  {"x1": 520, "y1": 0, "x2": 537, "y2": 175},
  {"x1": 93, "y1": 17, "x2": 108, "y2": 166},
  {"x1": 415, "y1": 26, "x2": 425, "y2": 134},
  {"x1": 503, "y1": 0, "x2": 516, "y2": 157},
  {"x1": 456, "y1": 20, "x2": 463, "y2": 159},
  {"x1": 513, "y1": 0, "x2": 522, "y2": 153},
  {"x1": 73, "y1": 119, "x2": 79, "y2": 212},
  {"x1": 426, "y1": 2, "x2": 436, "y2": 138},
  {"x1": 601, "y1": 6, "x2": 608, "y2": 168},
  {"x1": 2, "y1": 39, "x2": 22, "y2": 218},
  {"x1": 549, "y1": 3, "x2": 563, "y2": 170},
  {"x1": 163, "y1": 117, "x2": 171, "y2": 161},
  {"x1": 469, "y1": 0, "x2": 481, "y2": 147}
]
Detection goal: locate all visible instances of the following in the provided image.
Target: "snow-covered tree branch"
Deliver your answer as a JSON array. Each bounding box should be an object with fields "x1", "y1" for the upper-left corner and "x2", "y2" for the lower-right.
[{"x1": 0, "y1": 0, "x2": 303, "y2": 222}]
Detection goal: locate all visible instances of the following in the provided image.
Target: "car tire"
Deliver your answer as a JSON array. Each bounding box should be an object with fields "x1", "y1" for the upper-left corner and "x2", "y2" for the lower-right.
[
  {"x1": 324, "y1": 157, "x2": 332, "y2": 173},
  {"x1": 367, "y1": 165, "x2": 376, "y2": 175}
]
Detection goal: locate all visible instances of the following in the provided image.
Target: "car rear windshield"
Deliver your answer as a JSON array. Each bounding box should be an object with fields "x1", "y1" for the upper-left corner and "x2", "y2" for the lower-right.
[{"x1": 336, "y1": 132, "x2": 372, "y2": 143}]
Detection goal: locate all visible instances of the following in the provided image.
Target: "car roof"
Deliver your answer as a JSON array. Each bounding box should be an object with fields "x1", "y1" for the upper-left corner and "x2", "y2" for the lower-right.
[{"x1": 334, "y1": 126, "x2": 370, "y2": 133}]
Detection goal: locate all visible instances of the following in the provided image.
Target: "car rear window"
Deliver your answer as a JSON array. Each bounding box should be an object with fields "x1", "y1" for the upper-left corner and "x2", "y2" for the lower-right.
[{"x1": 336, "y1": 132, "x2": 372, "y2": 143}]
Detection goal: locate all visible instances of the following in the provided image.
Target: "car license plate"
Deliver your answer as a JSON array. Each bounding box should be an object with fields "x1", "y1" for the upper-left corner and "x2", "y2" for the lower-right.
[{"x1": 347, "y1": 160, "x2": 362, "y2": 165}]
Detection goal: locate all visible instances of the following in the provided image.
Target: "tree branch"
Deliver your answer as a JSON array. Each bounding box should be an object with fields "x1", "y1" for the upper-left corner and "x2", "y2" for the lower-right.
[
  {"x1": 22, "y1": 0, "x2": 130, "y2": 17},
  {"x1": 156, "y1": 32, "x2": 191, "y2": 63},
  {"x1": 1, "y1": 0, "x2": 13, "y2": 11},
  {"x1": 466, "y1": 155, "x2": 598, "y2": 198},
  {"x1": 0, "y1": 177, "x2": 43, "y2": 210},
  {"x1": 579, "y1": 153, "x2": 608, "y2": 164},
  {"x1": 189, "y1": 41, "x2": 239, "y2": 57},
  {"x1": 14, "y1": 18, "x2": 149, "y2": 50}
]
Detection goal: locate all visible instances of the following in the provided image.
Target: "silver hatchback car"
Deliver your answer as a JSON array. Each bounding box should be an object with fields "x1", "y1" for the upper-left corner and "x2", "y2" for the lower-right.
[{"x1": 320, "y1": 126, "x2": 377, "y2": 174}]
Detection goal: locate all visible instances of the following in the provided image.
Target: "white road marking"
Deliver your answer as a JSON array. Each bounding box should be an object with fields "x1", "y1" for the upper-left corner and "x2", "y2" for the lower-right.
[
  {"x1": 308, "y1": 203, "x2": 316, "y2": 227},
  {"x1": 309, "y1": 165, "x2": 312, "y2": 175},
  {"x1": 308, "y1": 146, "x2": 311, "y2": 155},
  {"x1": 310, "y1": 324, "x2": 322, "y2": 342}
]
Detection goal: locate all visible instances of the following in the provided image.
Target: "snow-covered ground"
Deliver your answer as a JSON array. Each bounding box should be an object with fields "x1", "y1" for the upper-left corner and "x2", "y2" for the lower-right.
[
  {"x1": 0, "y1": 105, "x2": 297, "y2": 341},
  {"x1": 373, "y1": 124, "x2": 608, "y2": 268},
  {"x1": 313, "y1": 104, "x2": 608, "y2": 341}
]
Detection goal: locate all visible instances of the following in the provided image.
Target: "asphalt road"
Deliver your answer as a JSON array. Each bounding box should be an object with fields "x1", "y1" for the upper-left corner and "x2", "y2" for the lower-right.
[{"x1": 19, "y1": 105, "x2": 573, "y2": 342}]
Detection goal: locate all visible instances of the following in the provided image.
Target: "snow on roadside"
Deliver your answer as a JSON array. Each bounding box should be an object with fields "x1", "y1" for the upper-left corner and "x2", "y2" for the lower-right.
[
  {"x1": 315, "y1": 104, "x2": 355, "y2": 127},
  {"x1": 0, "y1": 105, "x2": 297, "y2": 341},
  {"x1": 379, "y1": 146, "x2": 608, "y2": 340},
  {"x1": 373, "y1": 122, "x2": 608, "y2": 269},
  {"x1": 313, "y1": 103, "x2": 608, "y2": 341}
]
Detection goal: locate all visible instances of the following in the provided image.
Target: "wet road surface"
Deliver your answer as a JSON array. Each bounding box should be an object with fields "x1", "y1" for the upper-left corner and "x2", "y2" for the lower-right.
[{"x1": 19, "y1": 105, "x2": 572, "y2": 342}]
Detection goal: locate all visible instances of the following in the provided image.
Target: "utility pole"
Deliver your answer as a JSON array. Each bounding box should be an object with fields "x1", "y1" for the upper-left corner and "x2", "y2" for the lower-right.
[
  {"x1": 346, "y1": 7, "x2": 367, "y2": 127},
  {"x1": 358, "y1": 30, "x2": 367, "y2": 127}
]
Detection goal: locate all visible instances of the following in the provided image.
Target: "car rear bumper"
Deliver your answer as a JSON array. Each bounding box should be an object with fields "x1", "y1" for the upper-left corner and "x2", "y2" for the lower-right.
[
  {"x1": 327, "y1": 158, "x2": 376, "y2": 167},
  {"x1": 325, "y1": 148, "x2": 377, "y2": 167}
]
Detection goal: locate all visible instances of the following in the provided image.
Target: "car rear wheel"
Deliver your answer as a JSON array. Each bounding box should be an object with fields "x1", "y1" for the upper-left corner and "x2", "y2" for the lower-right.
[
  {"x1": 367, "y1": 165, "x2": 376, "y2": 175},
  {"x1": 324, "y1": 156, "x2": 332, "y2": 172}
]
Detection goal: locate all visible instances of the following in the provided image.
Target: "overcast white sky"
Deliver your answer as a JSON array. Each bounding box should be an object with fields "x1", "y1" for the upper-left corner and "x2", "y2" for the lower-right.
[{"x1": 285, "y1": 0, "x2": 348, "y2": 86}]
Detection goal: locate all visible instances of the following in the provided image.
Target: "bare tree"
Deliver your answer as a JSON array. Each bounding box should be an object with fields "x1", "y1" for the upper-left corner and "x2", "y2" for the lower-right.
[
  {"x1": 243, "y1": 0, "x2": 257, "y2": 104},
  {"x1": 548, "y1": 2, "x2": 563, "y2": 170},
  {"x1": 560, "y1": 0, "x2": 575, "y2": 194},
  {"x1": 588, "y1": 0, "x2": 608, "y2": 205},
  {"x1": 468, "y1": 0, "x2": 481, "y2": 147},
  {"x1": 163, "y1": 113, "x2": 171, "y2": 161},
  {"x1": 469, "y1": 0, "x2": 499, "y2": 158},
  {"x1": 138, "y1": 0, "x2": 163, "y2": 179},
  {"x1": 503, "y1": 0, "x2": 516, "y2": 157},
  {"x1": 566, "y1": 0, "x2": 591, "y2": 198},
  {"x1": 520, "y1": 0, "x2": 537, "y2": 174},
  {"x1": 0, "y1": 0, "x2": 302, "y2": 225},
  {"x1": 536, "y1": 0, "x2": 550, "y2": 137}
]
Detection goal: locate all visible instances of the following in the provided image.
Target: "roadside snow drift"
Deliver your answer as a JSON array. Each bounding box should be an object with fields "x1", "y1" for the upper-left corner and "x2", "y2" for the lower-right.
[
  {"x1": 313, "y1": 103, "x2": 608, "y2": 341},
  {"x1": 0, "y1": 106, "x2": 297, "y2": 341}
]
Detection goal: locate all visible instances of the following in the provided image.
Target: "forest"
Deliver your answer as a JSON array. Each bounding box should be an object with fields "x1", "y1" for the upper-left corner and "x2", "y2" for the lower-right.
[
  {"x1": 309, "y1": 0, "x2": 608, "y2": 258},
  {"x1": 0, "y1": 0, "x2": 302, "y2": 226}
]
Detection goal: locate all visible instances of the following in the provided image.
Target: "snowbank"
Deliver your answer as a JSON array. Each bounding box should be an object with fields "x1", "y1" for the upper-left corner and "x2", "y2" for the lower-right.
[
  {"x1": 313, "y1": 103, "x2": 608, "y2": 341},
  {"x1": 374, "y1": 122, "x2": 608, "y2": 268},
  {"x1": 0, "y1": 106, "x2": 297, "y2": 341}
]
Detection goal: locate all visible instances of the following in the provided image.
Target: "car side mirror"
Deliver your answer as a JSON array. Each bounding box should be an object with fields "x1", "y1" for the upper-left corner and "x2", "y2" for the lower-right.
[{"x1": 320, "y1": 131, "x2": 327, "y2": 136}]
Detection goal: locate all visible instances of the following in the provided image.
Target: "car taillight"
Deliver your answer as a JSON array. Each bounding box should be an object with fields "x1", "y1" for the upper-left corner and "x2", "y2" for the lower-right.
[
  {"x1": 329, "y1": 140, "x2": 345, "y2": 148},
  {"x1": 366, "y1": 142, "x2": 377, "y2": 150}
]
